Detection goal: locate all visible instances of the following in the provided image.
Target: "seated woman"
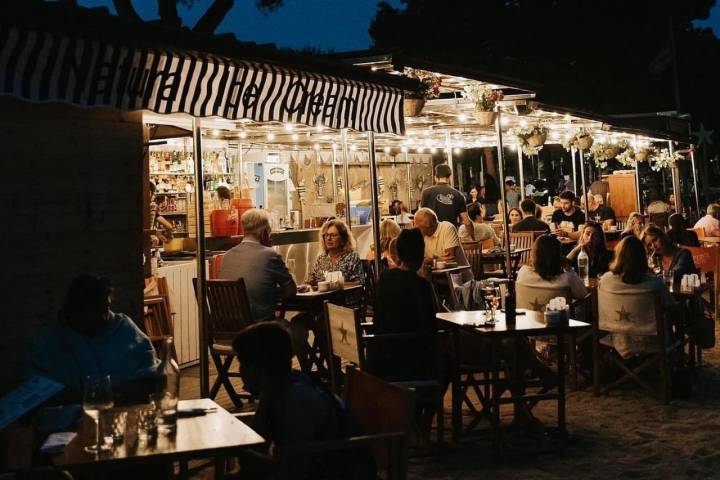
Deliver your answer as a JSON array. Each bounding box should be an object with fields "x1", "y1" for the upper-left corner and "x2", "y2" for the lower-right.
[
  {"x1": 369, "y1": 228, "x2": 438, "y2": 381},
  {"x1": 620, "y1": 212, "x2": 645, "y2": 239},
  {"x1": 24, "y1": 275, "x2": 159, "y2": 400},
  {"x1": 458, "y1": 202, "x2": 501, "y2": 245},
  {"x1": 667, "y1": 213, "x2": 700, "y2": 247},
  {"x1": 567, "y1": 222, "x2": 614, "y2": 278},
  {"x1": 642, "y1": 225, "x2": 698, "y2": 281},
  {"x1": 366, "y1": 218, "x2": 401, "y2": 268},
  {"x1": 309, "y1": 219, "x2": 363, "y2": 284},
  {"x1": 508, "y1": 207, "x2": 523, "y2": 228},
  {"x1": 599, "y1": 236, "x2": 675, "y2": 358},
  {"x1": 233, "y1": 322, "x2": 375, "y2": 480},
  {"x1": 517, "y1": 235, "x2": 589, "y2": 302}
]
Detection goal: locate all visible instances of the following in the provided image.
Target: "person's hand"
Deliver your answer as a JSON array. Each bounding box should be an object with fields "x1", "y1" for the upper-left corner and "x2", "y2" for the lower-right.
[
  {"x1": 555, "y1": 229, "x2": 568, "y2": 238},
  {"x1": 439, "y1": 253, "x2": 455, "y2": 262},
  {"x1": 423, "y1": 256, "x2": 434, "y2": 266}
]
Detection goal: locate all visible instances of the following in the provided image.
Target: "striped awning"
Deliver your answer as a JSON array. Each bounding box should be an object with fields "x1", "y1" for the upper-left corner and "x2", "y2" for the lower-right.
[{"x1": 0, "y1": 25, "x2": 404, "y2": 134}]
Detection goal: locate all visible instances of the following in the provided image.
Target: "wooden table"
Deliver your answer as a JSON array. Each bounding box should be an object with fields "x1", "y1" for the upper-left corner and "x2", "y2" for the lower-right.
[
  {"x1": 437, "y1": 309, "x2": 590, "y2": 454},
  {"x1": 700, "y1": 236, "x2": 720, "y2": 245},
  {"x1": 481, "y1": 247, "x2": 530, "y2": 275},
  {"x1": 52, "y1": 399, "x2": 264, "y2": 478}
]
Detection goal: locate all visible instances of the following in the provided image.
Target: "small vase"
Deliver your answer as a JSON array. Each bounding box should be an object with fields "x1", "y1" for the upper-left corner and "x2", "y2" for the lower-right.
[
  {"x1": 403, "y1": 98, "x2": 426, "y2": 117},
  {"x1": 527, "y1": 132, "x2": 547, "y2": 148},
  {"x1": 474, "y1": 110, "x2": 497, "y2": 127}
]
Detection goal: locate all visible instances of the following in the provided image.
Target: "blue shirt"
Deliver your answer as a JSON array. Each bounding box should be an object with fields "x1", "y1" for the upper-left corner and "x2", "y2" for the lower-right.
[{"x1": 24, "y1": 312, "x2": 158, "y2": 396}]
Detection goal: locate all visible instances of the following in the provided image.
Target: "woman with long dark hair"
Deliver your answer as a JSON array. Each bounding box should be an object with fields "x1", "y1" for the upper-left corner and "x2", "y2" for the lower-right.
[
  {"x1": 517, "y1": 235, "x2": 588, "y2": 301},
  {"x1": 567, "y1": 222, "x2": 613, "y2": 278}
]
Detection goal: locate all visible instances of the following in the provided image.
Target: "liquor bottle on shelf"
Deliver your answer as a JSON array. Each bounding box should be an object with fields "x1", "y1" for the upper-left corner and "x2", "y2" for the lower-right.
[{"x1": 185, "y1": 153, "x2": 194, "y2": 173}]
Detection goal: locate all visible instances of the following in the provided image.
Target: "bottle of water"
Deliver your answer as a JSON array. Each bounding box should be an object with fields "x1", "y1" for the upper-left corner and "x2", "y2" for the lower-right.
[
  {"x1": 578, "y1": 248, "x2": 589, "y2": 287},
  {"x1": 156, "y1": 337, "x2": 179, "y2": 434}
]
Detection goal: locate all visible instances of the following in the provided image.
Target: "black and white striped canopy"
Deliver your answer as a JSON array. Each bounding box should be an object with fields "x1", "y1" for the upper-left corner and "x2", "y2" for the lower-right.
[{"x1": 0, "y1": 26, "x2": 404, "y2": 134}]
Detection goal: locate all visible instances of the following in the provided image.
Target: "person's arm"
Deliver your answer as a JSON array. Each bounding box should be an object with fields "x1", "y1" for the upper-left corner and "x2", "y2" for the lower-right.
[
  {"x1": 270, "y1": 254, "x2": 296, "y2": 300},
  {"x1": 566, "y1": 244, "x2": 581, "y2": 263},
  {"x1": 439, "y1": 225, "x2": 461, "y2": 262}
]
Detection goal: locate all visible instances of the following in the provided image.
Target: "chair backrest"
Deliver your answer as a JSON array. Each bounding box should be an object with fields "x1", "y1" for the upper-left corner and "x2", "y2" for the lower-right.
[
  {"x1": 684, "y1": 245, "x2": 719, "y2": 275},
  {"x1": 597, "y1": 288, "x2": 662, "y2": 336},
  {"x1": 461, "y1": 242, "x2": 484, "y2": 280},
  {"x1": 193, "y1": 278, "x2": 254, "y2": 341},
  {"x1": 648, "y1": 212, "x2": 669, "y2": 229},
  {"x1": 510, "y1": 231, "x2": 534, "y2": 266},
  {"x1": 209, "y1": 253, "x2": 226, "y2": 279},
  {"x1": 691, "y1": 226, "x2": 706, "y2": 240},
  {"x1": 143, "y1": 296, "x2": 176, "y2": 361},
  {"x1": 324, "y1": 301, "x2": 364, "y2": 394},
  {"x1": 516, "y1": 283, "x2": 571, "y2": 312},
  {"x1": 344, "y1": 366, "x2": 414, "y2": 472},
  {"x1": 360, "y1": 259, "x2": 379, "y2": 318},
  {"x1": 481, "y1": 238, "x2": 495, "y2": 249}
]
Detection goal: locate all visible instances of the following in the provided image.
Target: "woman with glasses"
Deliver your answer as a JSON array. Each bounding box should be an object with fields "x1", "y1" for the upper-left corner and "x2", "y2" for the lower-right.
[{"x1": 309, "y1": 219, "x2": 363, "y2": 285}]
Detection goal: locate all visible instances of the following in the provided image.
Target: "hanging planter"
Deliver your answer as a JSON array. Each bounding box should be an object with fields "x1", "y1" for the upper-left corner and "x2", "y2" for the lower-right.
[
  {"x1": 403, "y1": 98, "x2": 426, "y2": 117},
  {"x1": 462, "y1": 83, "x2": 503, "y2": 128},
  {"x1": 635, "y1": 150, "x2": 648, "y2": 162},
  {"x1": 512, "y1": 125, "x2": 548, "y2": 156},
  {"x1": 563, "y1": 127, "x2": 594, "y2": 151},
  {"x1": 589, "y1": 139, "x2": 630, "y2": 169},
  {"x1": 474, "y1": 110, "x2": 497, "y2": 127}
]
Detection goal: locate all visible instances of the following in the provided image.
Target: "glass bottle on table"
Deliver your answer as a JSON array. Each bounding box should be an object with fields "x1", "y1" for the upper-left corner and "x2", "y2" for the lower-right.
[
  {"x1": 83, "y1": 374, "x2": 114, "y2": 453},
  {"x1": 155, "y1": 337, "x2": 180, "y2": 434},
  {"x1": 578, "y1": 247, "x2": 589, "y2": 287}
]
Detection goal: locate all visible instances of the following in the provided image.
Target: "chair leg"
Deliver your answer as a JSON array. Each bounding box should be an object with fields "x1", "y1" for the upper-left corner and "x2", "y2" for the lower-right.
[
  {"x1": 567, "y1": 333, "x2": 578, "y2": 391},
  {"x1": 451, "y1": 371, "x2": 462, "y2": 442},
  {"x1": 211, "y1": 354, "x2": 246, "y2": 408},
  {"x1": 592, "y1": 331, "x2": 600, "y2": 396}
]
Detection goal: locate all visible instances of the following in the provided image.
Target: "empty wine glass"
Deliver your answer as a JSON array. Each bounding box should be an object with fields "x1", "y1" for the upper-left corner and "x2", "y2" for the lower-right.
[{"x1": 83, "y1": 374, "x2": 114, "y2": 454}]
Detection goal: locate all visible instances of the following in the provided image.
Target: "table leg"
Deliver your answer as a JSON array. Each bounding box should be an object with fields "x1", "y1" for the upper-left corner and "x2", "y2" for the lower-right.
[
  {"x1": 556, "y1": 333, "x2": 567, "y2": 437},
  {"x1": 214, "y1": 456, "x2": 225, "y2": 480}
]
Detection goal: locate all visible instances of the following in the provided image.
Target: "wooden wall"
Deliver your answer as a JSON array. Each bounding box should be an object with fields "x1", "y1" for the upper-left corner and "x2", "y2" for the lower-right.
[{"x1": 0, "y1": 97, "x2": 144, "y2": 394}]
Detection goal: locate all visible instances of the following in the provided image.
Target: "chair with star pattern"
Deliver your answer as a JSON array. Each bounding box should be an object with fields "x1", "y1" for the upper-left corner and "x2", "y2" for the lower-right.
[
  {"x1": 324, "y1": 301, "x2": 365, "y2": 395},
  {"x1": 593, "y1": 288, "x2": 679, "y2": 403}
]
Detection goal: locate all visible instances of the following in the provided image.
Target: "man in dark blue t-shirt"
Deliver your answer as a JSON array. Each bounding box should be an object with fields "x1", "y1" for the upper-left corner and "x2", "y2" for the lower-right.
[{"x1": 420, "y1": 164, "x2": 474, "y2": 239}]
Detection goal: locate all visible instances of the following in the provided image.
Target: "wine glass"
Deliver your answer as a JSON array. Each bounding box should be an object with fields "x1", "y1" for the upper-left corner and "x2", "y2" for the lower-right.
[
  {"x1": 480, "y1": 282, "x2": 497, "y2": 324},
  {"x1": 490, "y1": 285, "x2": 501, "y2": 321},
  {"x1": 83, "y1": 374, "x2": 114, "y2": 454}
]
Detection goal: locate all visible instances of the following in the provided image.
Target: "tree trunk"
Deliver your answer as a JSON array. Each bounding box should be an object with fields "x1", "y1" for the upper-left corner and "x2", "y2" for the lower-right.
[{"x1": 193, "y1": 0, "x2": 234, "y2": 34}]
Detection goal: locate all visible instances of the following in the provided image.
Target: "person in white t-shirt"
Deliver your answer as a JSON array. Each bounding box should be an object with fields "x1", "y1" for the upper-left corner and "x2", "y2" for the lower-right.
[{"x1": 414, "y1": 208, "x2": 469, "y2": 267}]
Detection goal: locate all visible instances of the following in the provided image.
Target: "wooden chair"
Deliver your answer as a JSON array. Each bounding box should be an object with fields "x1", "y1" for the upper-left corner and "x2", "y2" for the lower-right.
[
  {"x1": 683, "y1": 245, "x2": 719, "y2": 363},
  {"x1": 276, "y1": 366, "x2": 414, "y2": 480},
  {"x1": 193, "y1": 278, "x2": 254, "y2": 408},
  {"x1": 461, "y1": 242, "x2": 486, "y2": 281},
  {"x1": 691, "y1": 227, "x2": 706, "y2": 240},
  {"x1": 509, "y1": 231, "x2": 534, "y2": 266},
  {"x1": 324, "y1": 301, "x2": 365, "y2": 395},
  {"x1": 360, "y1": 259, "x2": 380, "y2": 319},
  {"x1": 143, "y1": 296, "x2": 176, "y2": 361},
  {"x1": 593, "y1": 289, "x2": 677, "y2": 403},
  {"x1": 363, "y1": 331, "x2": 446, "y2": 448}
]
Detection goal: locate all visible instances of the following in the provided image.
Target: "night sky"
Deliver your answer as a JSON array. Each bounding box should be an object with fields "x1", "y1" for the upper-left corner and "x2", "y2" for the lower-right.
[
  {"x1": 77, "y1": 0, "x2": 403, "y2": 52},
  {"x1": 77, "y1": 0, "x2": 720, "y2": 52}
]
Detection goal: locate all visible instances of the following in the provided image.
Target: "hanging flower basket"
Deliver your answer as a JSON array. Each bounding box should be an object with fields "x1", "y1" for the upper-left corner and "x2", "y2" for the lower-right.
[
  {"x1": 527, "y1": 132, "x2": 547, "y2": 148},
  {"x1": 576, "y1": 135, "x2": 594, "y2": 150},
  {"x1": 635, "y1": 150, "x2": 648, "y2": 162},
  {"x1": 474, "y1": 110, "x2": 497, "y2": 127},
  {"x1": 403, "y1": 98, "x2": 426, "y2": 117},
  {"x1": 604, "y1": 146, "x2": 621, "y2": 159}
]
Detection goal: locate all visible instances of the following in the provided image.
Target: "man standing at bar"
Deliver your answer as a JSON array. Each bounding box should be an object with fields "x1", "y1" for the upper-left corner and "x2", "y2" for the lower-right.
[{"x1": 421, "y1": 164, "x2": 474, "y2": 239}]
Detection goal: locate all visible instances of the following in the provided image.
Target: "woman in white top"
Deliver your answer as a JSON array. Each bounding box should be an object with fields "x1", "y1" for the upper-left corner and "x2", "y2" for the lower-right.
[
  {"x1": 459, "y1": 202, "x2": 501, "y2": 245},
  {"x1": 516, "y1": 234, "x2": 588, "y2": 301}
]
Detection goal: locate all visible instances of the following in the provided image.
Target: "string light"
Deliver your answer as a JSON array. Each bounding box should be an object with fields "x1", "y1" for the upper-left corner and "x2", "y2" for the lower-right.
[
  {"x1": 239, "y1": 131, "x2": 248, "y2": 139},
  {"x1": 313, "y1": 143, "x2": 320, "y2": 151},
  {"x1": 267, "y1": 132, "x2": 275, "y2": 141},
  {"x1": 401, "y1": 146, "x2": 408, "y2": 153},
  {"x1": 291, "y1": 133, "x2": 299, "y2": 141},
  {"x1": 212, "y1": 129, "x2": 220, "y2": 137},
  {"x1": 284, "y1": 123, "x2": 294, "y2": 132},
  {"x1": 350, "y1": 144, "x2": 357, "y2": 151},
  {"x1": 454, "y1": 148, "x2": 461, "y2": 154},
  {"x1": 383, "y1": 146, "x2": 391, "y2": 153},
  {"x1": 315, "y1": 125, "x2": 324, "y2": 132},
  {"x1": 458, "y1": 113, "x2": 468, "y2": 122}
]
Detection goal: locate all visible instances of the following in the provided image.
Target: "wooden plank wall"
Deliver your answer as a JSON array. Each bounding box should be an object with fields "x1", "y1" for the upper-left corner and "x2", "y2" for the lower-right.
[{"x1": 0, "y1": 97, "x2": 144, "y2": 394}]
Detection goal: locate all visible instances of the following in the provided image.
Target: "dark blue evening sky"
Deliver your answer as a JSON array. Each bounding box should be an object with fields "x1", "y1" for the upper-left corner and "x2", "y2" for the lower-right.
[
  {"x1": 77, "y1": 0, "x2": 403, "y2": 52},
  {"x1": 78, "y1": 0, "x2": 719, "y2": 51}
]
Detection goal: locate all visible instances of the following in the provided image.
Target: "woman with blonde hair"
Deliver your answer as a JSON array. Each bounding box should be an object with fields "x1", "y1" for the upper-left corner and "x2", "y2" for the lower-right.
[
  {"x1": 366, "y1": 218, "x2": 401, "y2": 267},
  {"x1": 309, "y1": 219, "x2": 362, "y2": 284},
  {"x1": 620, "y1": 212, "x2": 645, "y2": 239}
]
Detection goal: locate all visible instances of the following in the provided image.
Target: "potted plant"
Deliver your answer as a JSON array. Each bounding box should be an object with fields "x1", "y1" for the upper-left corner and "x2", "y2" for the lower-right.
[
  {"x1": 589, "y1": 139, "x2": 629, "y2": 168},
  {"x1": 616, "y1": 145, "x2": 654, "y2": 167},
  {"x1": 462, "y1": 83, "x2": 504, "y2": 126},
  {"x1": 512, "y1": 125, "x2": 548, "y2": 155},
  {"x1": 649, "y1": 148, "x2": 683, "y2": 171},
  {"x1": 562, "y1": 127, "x2": 594, "y2": 151},
  {"x1": 403, "y1": 68, "x2": 441, "y2": 117}
]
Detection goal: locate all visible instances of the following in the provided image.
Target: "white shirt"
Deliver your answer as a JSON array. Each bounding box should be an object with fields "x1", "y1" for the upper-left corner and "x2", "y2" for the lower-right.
[
  {"x1": 516, "y1": 265, "x2": 588, "y2": 301},
  {"x1": 694, "y1": 214, "x2": 720, "y2": 237},
  {"x1": 458, "y1": 222, "x2": 501, "y2": 245},
  {"x1": 424, "y1": 221, "x2": 469, "y2": 266}
]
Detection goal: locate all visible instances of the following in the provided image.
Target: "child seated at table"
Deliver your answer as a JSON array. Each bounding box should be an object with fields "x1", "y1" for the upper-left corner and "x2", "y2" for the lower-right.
[{"x1": 233, "y1": 322, "x2": 375, "y2": 480}]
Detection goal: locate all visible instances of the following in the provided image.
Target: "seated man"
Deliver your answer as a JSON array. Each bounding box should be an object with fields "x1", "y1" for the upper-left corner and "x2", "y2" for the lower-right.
[
  {"x1": 414, "y1": 207, "x2": 469, "y2": 268},
  {"x1": 588, "y1": 194, "x2": 616, "y2": 228},
  {"x1": 694, "y1": 203, "x2": 720, "y2": 237},
  {"x1": 233, "y1": 322, "x2": 375, "y2": 480},
  {"x1": 220, "y1": 208, "x2": 296, "y2": 322},
  {"x1": 512, "y1": 199, "x2": 550, "y2": 233},
  {"x1": 24, "y1": 275, "x2": 159, "y2": 400},
  {"x1": 551, "y1": 190, "x2": 586, "y2": 239}
]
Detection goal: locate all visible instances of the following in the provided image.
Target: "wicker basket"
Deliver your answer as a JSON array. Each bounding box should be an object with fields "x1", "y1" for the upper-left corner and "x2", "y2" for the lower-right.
[
  {"x1": 635, "y1": 151, "x2": 648, "y2": 162},
  {"x1": 527, "y1": 132, "x2": 547, "y2": 148},
  {"x1": 474, "y1": 110, "x2": 497, "y2": 127},
  {"x1": 403, "y1": 98, "x2": 426, "y2": 117},
  {"x1": 576, "y1": 136, "x2": 594, "y2": 150}
]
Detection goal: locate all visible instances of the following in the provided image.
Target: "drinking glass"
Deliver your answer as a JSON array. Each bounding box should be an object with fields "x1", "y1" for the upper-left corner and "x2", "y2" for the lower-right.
[
  {"x1": 102, "y1": 411, "x2": 127, "y2": 446},
  {"x1": 480, "y1": 281, "x2": 497, "y2": 324},
  {"x1": 83, "y1": 375, "x2": 114, "y2": 454},
  {"x1": 136, "y1": 406, "x2": 159, "y2": 444}
]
